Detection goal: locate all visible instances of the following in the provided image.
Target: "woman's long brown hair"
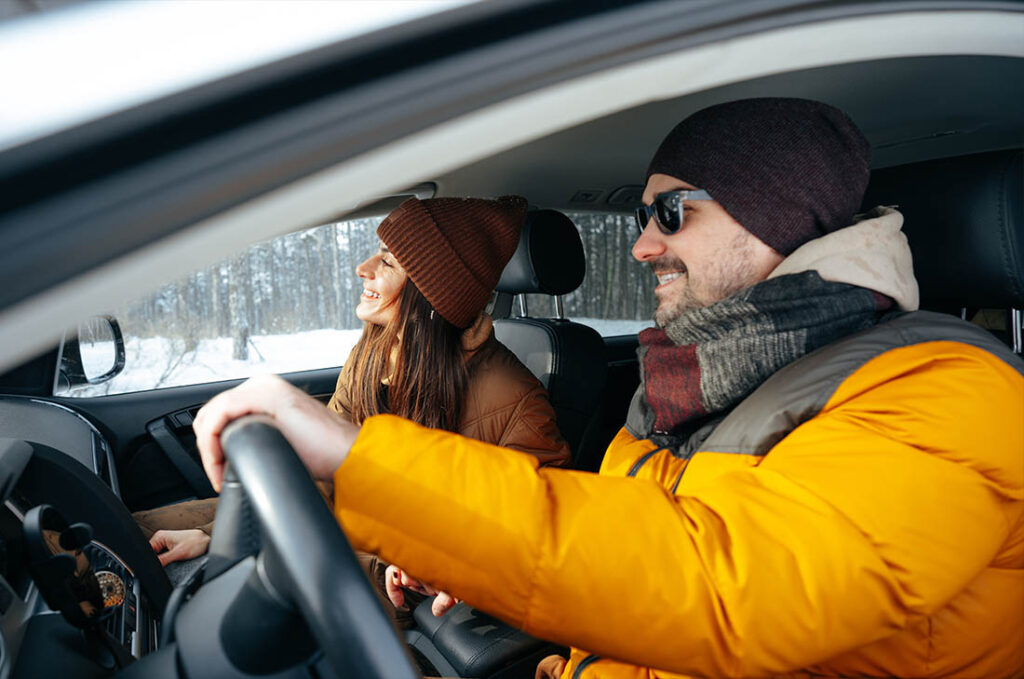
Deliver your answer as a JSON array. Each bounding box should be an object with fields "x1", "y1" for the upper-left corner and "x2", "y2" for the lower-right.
[{"x1": 345, "y1": 279, "x2": 468, "y2": 432}]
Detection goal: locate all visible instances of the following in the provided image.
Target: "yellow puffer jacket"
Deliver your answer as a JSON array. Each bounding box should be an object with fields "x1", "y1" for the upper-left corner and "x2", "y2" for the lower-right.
[{"x1": 335, "y1": 313, "x2": 1023, "y2": 678}]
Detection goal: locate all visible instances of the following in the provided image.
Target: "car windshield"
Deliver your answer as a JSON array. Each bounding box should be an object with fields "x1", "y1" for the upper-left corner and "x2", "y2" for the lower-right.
[{"x1": 0, "y1": 0, "x2": 475, "y2": 152}]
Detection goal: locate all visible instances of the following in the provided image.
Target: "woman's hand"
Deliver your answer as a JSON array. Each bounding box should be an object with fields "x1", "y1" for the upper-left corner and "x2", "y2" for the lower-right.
[
  {"x1": 384, "y1": 565, "x2": 460, "y2": 617},
  {"x1": 193, "y1": 374, "x2": 360, "y2": 491},
  {"x1": 150, "y1": 529, "x2": 210, "y2": 566}
]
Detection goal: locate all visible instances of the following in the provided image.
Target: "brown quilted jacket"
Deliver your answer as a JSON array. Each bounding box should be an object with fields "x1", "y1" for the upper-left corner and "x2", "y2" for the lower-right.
[{"x1": 327, "y1": 313, "x2": 570, "y2": 467}]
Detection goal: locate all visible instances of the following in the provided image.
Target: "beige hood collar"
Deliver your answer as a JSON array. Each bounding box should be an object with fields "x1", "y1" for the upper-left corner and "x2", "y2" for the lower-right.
[{"x1": 768, "y1": 206, "x2": 919, "y2": 311}]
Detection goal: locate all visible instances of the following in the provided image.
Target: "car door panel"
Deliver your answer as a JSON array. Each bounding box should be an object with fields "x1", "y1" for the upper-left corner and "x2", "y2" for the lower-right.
[{"x1": 53, "y1": 366, "x2": 341, "y2": 512}]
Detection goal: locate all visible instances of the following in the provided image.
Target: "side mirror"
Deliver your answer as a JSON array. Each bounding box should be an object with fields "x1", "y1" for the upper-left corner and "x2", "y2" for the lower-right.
[{"x1": 58, "y1": 316, "x2": 126, "y2": 388}]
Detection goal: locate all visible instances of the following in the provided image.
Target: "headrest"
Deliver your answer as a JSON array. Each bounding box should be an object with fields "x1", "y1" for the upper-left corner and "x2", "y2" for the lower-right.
[
  {"x1": 862, "y1": 149, "x2": 1023, "y2": 310},
  {"x1": 496, "y1": 209, "x2": 585, "y2": 295}
]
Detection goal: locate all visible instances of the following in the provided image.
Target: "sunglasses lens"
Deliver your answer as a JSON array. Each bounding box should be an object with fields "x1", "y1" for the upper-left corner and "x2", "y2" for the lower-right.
[
  {"x1": 636, "y1": 193, "x2": 694, "y2": 235},
  {"x1": 633, "y1": 207, "x2": 648, "y2": 234},
  {"x1": 654, "y1": 197, "x2": 681, "y2": 234}
]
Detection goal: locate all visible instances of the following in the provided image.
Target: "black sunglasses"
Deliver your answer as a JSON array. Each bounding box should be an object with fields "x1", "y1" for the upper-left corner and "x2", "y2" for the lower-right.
[{"x1": 634, "y1": 189, "x2": 713, "y2": 235}]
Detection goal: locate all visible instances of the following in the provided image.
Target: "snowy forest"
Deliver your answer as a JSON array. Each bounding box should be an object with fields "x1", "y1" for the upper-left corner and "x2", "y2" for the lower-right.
[{"x1": 67, "y1": 213, "x2": 656, "y2": 396}]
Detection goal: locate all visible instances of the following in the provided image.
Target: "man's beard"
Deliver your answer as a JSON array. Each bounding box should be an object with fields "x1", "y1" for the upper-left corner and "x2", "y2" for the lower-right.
[
  {"x1": 654, "y1": 275, "x2": 702, "y2": 327},
  {"x1": 653, "y1": 230, "x2": 765, "y2": 327}
]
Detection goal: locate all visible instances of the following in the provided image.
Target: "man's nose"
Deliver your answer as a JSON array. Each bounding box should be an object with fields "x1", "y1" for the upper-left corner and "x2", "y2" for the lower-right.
[{"x1": 631, "y1": 222, "x2": 667, "y2": 262}]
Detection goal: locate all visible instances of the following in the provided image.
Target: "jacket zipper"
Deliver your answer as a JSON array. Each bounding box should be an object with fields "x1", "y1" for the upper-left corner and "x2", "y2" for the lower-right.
[
  {"x1": 627, "y1": 446, "x2": 669, "y2": 477},
  {"x1": 571, "y1": 654, "x2": 601, "y2": 679},
  {"x1": 670, "y1": 464, "x2": 686, "y2": 493}
]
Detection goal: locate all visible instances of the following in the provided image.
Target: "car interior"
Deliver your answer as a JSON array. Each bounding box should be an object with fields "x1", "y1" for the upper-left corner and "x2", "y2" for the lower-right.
[{"x1": 0, "y1": 3, "x2": 1021, "y2": 678}]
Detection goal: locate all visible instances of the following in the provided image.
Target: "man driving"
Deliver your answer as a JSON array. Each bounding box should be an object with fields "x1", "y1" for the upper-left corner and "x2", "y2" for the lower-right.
[{"x1": 193, "y1": 98, "x2": 1024, "y2": 679}]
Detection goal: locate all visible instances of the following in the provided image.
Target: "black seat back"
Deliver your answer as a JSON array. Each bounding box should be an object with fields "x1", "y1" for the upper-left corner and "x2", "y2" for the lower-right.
[
  {"x1": 495, "y1": 209, "x2": 607, "y2": 467},
  {"x1": 863, "y1": 150, "x2": 1023, "y2": 309},
  {"x1": 863, "y1": 149, "x2": 1022, "y2": 351}
]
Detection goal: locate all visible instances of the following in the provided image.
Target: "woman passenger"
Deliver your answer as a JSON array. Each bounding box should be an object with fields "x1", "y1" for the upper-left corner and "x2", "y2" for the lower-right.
[{"x1": 134, "y1": 196, "x2": 570, "y2": 623}]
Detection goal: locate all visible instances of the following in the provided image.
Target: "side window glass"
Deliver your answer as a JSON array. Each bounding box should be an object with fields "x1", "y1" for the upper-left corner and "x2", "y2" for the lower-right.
[
  {"x1": 57, "y1": 217, "x2": 384, "y2": 397},
  {"x1": 521, "y1": 212, "x2": 655, "y2": 336}
]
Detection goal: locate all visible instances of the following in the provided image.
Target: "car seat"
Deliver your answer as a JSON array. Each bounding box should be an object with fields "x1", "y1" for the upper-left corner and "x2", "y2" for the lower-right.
[
  {"x1": 862, "y1": 149, "x2": 1022, "y2": 353},
  {"x1": 492, "y1": 208, "x2": 608, "y2": 467}
]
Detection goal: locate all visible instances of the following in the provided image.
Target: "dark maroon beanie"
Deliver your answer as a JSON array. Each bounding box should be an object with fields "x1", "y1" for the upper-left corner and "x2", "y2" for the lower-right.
[{"x1": 646, "y1": 98, "x2": 871, "y2": 256}]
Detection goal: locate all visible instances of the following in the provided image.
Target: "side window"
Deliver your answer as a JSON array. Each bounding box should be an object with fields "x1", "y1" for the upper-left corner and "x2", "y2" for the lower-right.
[
  {"x1": 521, "y1": 212, "x2": 655, "y2": 336},
  {"x1": 58, "y1": 217, "x2": 384, "y2": 397}
]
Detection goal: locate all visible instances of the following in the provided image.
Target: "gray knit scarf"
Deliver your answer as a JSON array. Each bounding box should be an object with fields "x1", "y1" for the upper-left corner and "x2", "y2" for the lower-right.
[{"x1": 634, "y1": 271, "x2": 892, "y2": 438}]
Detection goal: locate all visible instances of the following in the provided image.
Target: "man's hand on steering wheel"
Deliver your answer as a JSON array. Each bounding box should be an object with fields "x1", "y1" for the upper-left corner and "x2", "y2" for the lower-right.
[
  {"x1": 193, "y1": 374, "x2": 360, "y2": 490},
  {"x1": 190, "y1": 414, "x2": 421, "y2": 679}
]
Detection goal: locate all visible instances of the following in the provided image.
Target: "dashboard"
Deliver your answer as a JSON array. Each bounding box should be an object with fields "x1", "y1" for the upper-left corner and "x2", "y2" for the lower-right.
[{"x1": 0, "y1": 396, "x2": 169, "y2": 678}]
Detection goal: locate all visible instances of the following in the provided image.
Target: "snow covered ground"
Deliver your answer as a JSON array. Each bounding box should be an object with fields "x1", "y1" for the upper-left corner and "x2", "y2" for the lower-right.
[{"x1": 67, "y1": 318, "x2": 652, "y2": 397}]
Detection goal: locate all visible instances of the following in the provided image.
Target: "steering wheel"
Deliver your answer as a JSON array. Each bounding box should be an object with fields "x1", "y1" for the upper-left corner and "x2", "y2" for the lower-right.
[{"x1": 198, "y1": 415, "x2": 420, "y2": 678}]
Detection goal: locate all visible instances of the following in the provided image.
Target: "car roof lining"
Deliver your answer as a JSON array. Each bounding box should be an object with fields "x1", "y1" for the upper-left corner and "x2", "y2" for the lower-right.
[{"x1": 432, "y1": 53, "x2": 1024, "y2": 213}]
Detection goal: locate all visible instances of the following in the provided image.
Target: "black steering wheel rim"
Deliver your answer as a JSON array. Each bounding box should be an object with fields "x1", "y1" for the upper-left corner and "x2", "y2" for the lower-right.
[{"x1": 218, "y1": 415, "x2": 420, "y2": 678}]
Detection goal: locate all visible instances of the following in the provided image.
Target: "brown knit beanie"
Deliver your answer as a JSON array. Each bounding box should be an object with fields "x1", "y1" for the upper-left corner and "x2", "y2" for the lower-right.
[
  {"x1": 647, "y1": 98, "x2": 871, "y2": 256},
  {"x1": 377, "y1": 196, "x2": 526, "y2": 328}
]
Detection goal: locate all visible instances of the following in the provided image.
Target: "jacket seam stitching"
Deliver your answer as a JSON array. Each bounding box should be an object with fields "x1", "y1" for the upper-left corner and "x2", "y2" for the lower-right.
[
  {"x1": 496, "y1": 392, "x2": 535, "y2": 448},
  {"x1": 522, "y1": 473, "x2": 558, "y2": 639},
  {"x1": 460, "y1": 401, "x2": 520, "y2": 431}
]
